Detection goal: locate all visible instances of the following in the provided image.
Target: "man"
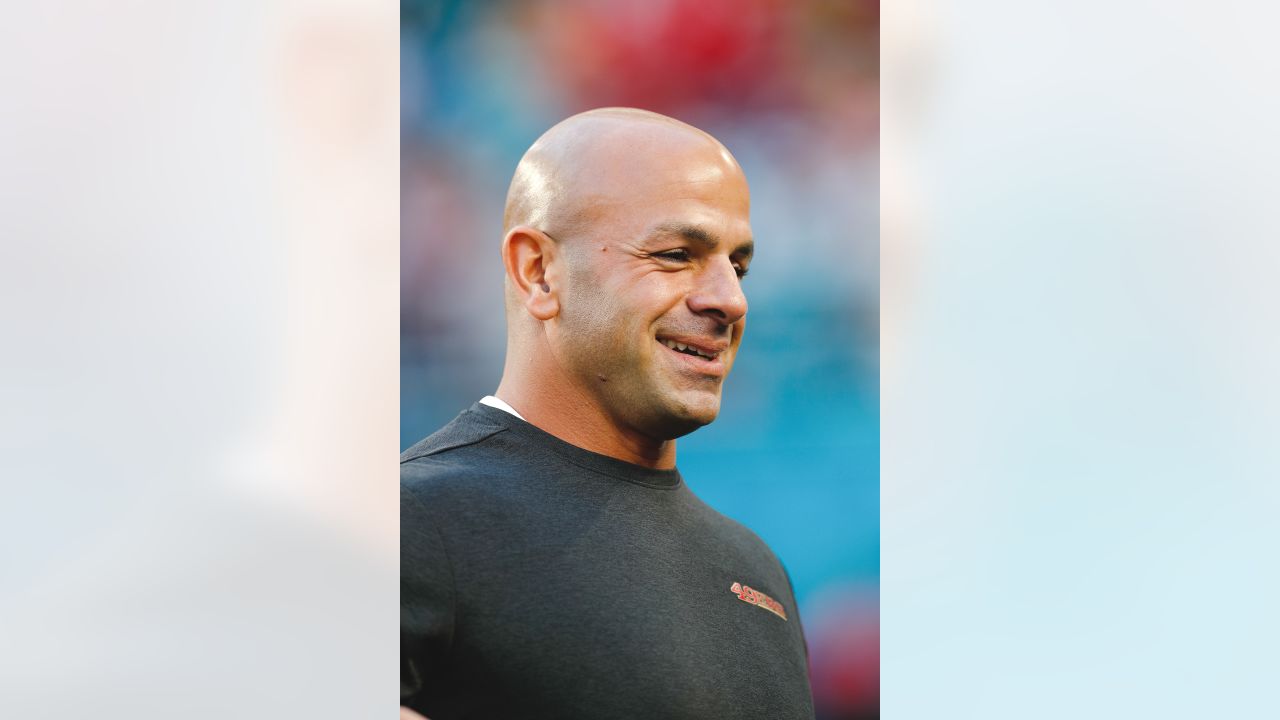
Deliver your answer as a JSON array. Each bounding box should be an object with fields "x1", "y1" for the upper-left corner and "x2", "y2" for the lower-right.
[{"x1": 401, "y1": 108, "x2": 815, "y2": 719}]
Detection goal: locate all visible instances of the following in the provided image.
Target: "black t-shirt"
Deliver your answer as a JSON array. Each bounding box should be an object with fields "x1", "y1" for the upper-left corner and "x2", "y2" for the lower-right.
[{"x1": 401, "y1": 403, "x2": 815, "y2": 719}]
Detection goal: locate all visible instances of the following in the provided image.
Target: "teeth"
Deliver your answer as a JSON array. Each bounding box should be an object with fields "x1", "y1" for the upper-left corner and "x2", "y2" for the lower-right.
[{"x1": 661, "y1": 339, "x2": 717, "y2": 359}]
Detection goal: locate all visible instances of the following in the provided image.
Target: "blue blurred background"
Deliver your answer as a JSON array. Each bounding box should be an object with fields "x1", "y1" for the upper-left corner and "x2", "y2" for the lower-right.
[{"x1": 401, "y1": 1, "x2": 878, "y2": 715}]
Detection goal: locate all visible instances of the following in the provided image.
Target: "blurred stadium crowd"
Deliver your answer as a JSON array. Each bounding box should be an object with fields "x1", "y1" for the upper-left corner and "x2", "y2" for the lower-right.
[{"x1": 401, "y1": 1, "x2": 879, "y2": 716}]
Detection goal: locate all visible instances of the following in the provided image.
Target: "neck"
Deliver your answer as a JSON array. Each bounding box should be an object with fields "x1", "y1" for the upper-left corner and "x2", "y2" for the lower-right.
[{"x1": 494, "y1": 351, "x2": 676, "y2": 470}]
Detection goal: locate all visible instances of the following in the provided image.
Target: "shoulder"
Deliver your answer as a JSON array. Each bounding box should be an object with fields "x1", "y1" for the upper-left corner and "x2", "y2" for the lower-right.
[
  {"x1": 684, "y1": 488, "x2": 768, "y2": 544},
  {"x1": 684, "y1": 489, "x2": 792, "y2": 575},
  {"x1": 401, "y1": 406, "x2": 509, "y2": 465},
  {"x1": 402, "y1": 406, "x2": 509, "y2": 475},
  {"x1": 400, "y1": 406, "x2": 523, "y2": 510}
]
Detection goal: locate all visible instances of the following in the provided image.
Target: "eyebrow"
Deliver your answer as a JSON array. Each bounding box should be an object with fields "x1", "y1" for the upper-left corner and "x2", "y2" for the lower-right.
[{"x1": 651, "y1": 222, "x2": 754, "y2": 259}]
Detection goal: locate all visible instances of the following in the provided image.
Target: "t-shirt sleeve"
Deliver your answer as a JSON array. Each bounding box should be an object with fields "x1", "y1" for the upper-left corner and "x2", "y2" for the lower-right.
[
  {"x1": 780, "y1": 559, "x2": 810, "y2": 663},
  {"x1": 400, "y1": 480, "x2": 456, "y2": 707}
]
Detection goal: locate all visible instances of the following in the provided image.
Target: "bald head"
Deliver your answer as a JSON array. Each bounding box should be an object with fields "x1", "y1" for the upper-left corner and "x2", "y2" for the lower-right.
[
  {"x1": 503, "y1": 108, "x2": 746, "y2": 238},
  {"x1": 495, "y1": 107, "x2": 754, "y2": 457}
]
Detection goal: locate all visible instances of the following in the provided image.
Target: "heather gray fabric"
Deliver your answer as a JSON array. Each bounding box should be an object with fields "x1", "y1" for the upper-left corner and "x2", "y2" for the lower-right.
[{"x1": 401, "y1": 403, "x2": 815, "y2": 719}]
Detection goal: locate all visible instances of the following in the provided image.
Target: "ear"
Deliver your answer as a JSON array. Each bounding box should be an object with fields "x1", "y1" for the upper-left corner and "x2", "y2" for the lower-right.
[{"x1": 501, "y1": 226, "x2": 560, "y2": 321}]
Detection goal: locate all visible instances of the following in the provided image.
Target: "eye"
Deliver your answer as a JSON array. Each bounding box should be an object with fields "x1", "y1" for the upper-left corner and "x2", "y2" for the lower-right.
[
  {"x1": 653, "y1": 249, "x2": 748, "y2": 279},
  {"x1": 653, "y1": 249, "x2": 691, "y2": 262}
]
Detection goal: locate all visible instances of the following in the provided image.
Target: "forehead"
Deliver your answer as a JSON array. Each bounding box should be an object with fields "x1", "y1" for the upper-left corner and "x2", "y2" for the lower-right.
[{"x1": 569, "y1": 144, "x2": 751, "y2": 240}]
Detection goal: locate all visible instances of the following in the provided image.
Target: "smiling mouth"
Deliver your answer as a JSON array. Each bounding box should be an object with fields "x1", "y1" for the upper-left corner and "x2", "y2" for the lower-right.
[
  {"x1": 660, "y1": 335, "x2": 721, "y2": 358},
  {"x1": 660, "y1": 330, "x2": 732, "y2": 363},
  {"x1": 656, "y1": 337, "x2": 729, "y2": 380}
]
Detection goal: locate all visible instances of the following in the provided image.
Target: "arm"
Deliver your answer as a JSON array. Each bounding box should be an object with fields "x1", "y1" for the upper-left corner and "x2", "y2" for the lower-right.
[{"x1": 400, "y1": 481, "x2": 457, "y2": 710}]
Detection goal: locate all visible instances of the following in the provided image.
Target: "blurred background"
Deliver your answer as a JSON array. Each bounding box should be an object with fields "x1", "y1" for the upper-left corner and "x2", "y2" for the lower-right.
[{"x1": 401, "y1": 1, "x2": 880, "y2": 717}]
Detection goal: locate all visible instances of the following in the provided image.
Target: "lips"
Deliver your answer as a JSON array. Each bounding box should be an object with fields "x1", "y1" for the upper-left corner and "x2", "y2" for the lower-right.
[
  {"x1": 655, "y1": 335, "x2": 729, "y2": 374},
  {"x1": 658, "y1": 338, "x2": 722, "y2": 360}
]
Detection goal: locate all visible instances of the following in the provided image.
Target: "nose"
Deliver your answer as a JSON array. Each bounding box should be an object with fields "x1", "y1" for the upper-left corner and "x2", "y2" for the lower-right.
[{"x1": 686, "y1": 256, "x2": 748, "y2": 326}]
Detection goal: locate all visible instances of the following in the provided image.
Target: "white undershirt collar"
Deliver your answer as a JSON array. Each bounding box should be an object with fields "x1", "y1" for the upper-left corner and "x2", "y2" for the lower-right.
[{"x1": 479, "y1": 395, "x2": 525, "y2": 421}]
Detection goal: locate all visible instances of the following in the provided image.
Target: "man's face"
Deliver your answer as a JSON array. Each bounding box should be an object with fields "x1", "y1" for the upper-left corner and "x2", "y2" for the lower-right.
[{"x1": 549, "y1": 140, "x2": 753, "y2": 440}]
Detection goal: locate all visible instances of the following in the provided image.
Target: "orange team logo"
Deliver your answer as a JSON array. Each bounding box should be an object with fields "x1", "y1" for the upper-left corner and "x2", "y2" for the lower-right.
[{"x1": 729, "y1": 582, "x2": 787, "y2": 620}]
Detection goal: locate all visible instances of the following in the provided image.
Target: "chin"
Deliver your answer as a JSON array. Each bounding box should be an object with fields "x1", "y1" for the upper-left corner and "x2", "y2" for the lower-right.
[{"x1": 657, "y1": 393, "x2": 721, "y2": 438}]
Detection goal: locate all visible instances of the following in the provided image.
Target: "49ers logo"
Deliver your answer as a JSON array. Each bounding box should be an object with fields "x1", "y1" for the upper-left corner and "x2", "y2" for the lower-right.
[{"x1": 729, "y1": 582, "x2": 787, "y2": 621}]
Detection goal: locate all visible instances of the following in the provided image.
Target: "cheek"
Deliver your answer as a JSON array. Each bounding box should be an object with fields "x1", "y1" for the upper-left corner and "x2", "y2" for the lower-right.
[
  {"x1": 614, "y1": 278, "x2": 678, "y2": 322},
  {"x1": 568, "y1": 288, "x2": 645, "y2": 353},
  {"x1": 572, "y1": 264, "x2": 685, "y2": 343},
  {"x1": 634, "y1": 274, "x2": 690, "y2": 318}
]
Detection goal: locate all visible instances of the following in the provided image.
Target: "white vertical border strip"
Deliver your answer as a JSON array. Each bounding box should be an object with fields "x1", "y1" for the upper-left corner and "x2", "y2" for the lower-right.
[
  {"x1": 0, "y1": 1, "x2": 399, "y2": 717},
  {"x1": 882, "y1": 0, "x2": 1280, "y2": 717}
]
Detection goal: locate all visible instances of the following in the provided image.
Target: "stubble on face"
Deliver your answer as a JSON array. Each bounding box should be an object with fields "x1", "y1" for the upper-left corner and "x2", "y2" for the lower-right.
[
  {"x1": 555, "y1": 247, "x2": 718, "y2": 441},
  {"x1": 553, "y1": 212, "x2": 748, "y2": 441},
  {"x1": 516, "y1": 108, "x2": 752, "y2": 444}
]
